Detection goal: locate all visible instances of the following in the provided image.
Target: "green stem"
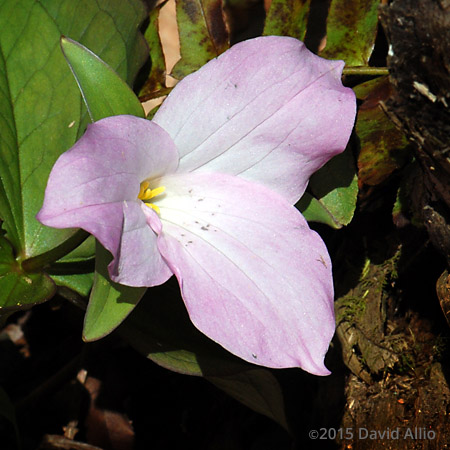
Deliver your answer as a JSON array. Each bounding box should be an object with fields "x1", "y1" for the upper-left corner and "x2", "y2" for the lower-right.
[
  {"x1": 343, "y1": 66, "x2": 389, "y2": 76},
  {"x1": 21, "y1": 229, "x2": 90, "y2": 272}
]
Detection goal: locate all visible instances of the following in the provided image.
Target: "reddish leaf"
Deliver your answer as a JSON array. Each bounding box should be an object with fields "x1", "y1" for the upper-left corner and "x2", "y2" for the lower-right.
[
  {"x1": 139, "y1": 3, "x2": 168, "y2": 101},
  {"x1": 320, "y1": 0, "x2": 379, "y2": 66},
  {"x1": 172, "y1": 0, "x2": 229, "y2": 78},
  {"x1": 355, "y1": 77, "x2": 410, "y2": 186},
  {"x1": 263, "y1": 0, "x2": 310, "y2": 41}
]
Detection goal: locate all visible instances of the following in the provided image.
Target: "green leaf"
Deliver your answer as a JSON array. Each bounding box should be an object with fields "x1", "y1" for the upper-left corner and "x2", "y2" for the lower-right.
[
  {"x1": 61, "y1": 37, "x2": 145, "y2": 122},
  {"x1": 0, "y1": 0, "x2": 147, "y2": 260},
  {"x1": 0, "y1": 0, "x2": 78, "y2": 256},
  {"x1": 83, "y1": 241, "x2": 146, "y2": 341},
  {"x1": 172, "y1": 0, "x2": 229, "y2": 79},
  {"x1": 320, "y1": 0, "x2": 379, "y2": 66},
  {"x1": 0, "y1": 235, "x2": 55, "y2": 312},
  {"x1": 41, "y1": 0, "x2": 148, "y2": 87},
  {"x1": 304, "y1": 146, "x2": 358, "y2": 228},
  {"x1": 0, "y1": 271, "x2": 55, "y2": 313},
  {"x1": 208, "y1": 369, "x2": 289, "y2": 431},
  {"x1": 263, "y1": 0, "x2": 310, "y2": 41},
  {"x1": 139, "y1": 3, "x2": 168, "y2": 101},
  {"x1": 355, "y1": 77, "x2": 410, "y2": 186}
]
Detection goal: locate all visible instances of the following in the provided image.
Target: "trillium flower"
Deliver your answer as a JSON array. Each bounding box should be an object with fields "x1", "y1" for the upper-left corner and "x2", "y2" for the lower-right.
[{"x1": 37, "y1": 36, "x2": 356, "y2": 375}]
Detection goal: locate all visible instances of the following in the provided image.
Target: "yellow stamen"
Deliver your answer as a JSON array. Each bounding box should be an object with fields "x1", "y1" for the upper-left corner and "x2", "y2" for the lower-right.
[
  {"x1": 138, "y1": 181, "x2": 165, "y2": 214},
  {"x1": 138, "y1": 181, "x2": 150, "y2": 199},
  {"x1": 149, "y1": 204, "x2": 161, "y2": 214}
]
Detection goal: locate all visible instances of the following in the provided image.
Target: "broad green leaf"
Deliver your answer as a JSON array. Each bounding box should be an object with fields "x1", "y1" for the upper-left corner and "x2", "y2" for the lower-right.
[
  {"x1": 320, "y1": 0, "x2": 379, "y2": 66},
  {"x1": 0, "y1": 0, "x2": 147, "y2": 261},
  {"x1": 61, "y1": 37, "x2": 145, "y2": 122},
  {"x1": 208, "y1": 370, "x2": 289, "y2": 431},
  {"x1": 41, "y1": 0, "x2": 147, "y2": 86},
  {"x1": 0, "y1": 271, "x2": 55, "y2": 313},
  {"x1": 0, "y1": 0, "x2": 78, "y2": 256},
  {"x1": 0, "y1": 51, "x2": 20, "y2": 251},
  {"x1": 139, "y1": 3, "x2": 168, "y2": 101},
  {"x1": 263, "y1": 0, "x2": 310, "y2": 41},
  {"x1": 0, "y1": 235, "x2": 55, "y2": 312},
  {"x1": 306, "y1": 146, "x2": 358, "y2": 227},
  {"x1": 83, "y1": 242, "x2": 145, "y2": 341},
  {"x1": 0, "y1": 386, "x2": 20, "y2": 447},
  {"x1": 0, "y1": 237, "x2": 14, "y2": 275},
  {"x1": 355, "y1": 77, "x2": 410, "y2": 185},
  {"x1": 172, "y1": 0, "x2": 229, "y2": 79}
]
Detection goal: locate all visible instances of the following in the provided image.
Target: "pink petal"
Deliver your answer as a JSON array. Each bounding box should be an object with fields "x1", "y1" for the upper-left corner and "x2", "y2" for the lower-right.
[
  {"x1": 110, "y1": 202, "x2": 172, "y2": 287},
  {"x1": 37, "y1": 115, "x2": 177, "y2": 286},
  {"x1": 151, "y1": 172, "x2": 335, "y2": 374},
  {"x1": 153, "y1": 36, "x2": 356, "y2": 203}
]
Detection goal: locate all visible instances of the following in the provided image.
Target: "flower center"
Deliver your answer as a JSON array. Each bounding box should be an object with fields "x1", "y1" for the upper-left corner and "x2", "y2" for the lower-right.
[{"x1": 138, "y1": 181, "x2": 165, "y2": 214}]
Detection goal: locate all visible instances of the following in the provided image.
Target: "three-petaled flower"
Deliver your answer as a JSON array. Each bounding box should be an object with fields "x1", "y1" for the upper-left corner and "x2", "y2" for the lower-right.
[{"x1": 37, "y1": 36, "x2": 356, "y2": 375}]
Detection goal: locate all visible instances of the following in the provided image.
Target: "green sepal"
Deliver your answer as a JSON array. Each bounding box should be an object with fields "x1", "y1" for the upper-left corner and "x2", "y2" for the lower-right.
[
  {"x1": 297, "y1": 193, "x2": 341, "y2": 229},
  {"x1": 61, "y1": 37, "x2": 145, "y2": 122},
  {"x1": 83, "y1": 241, "x2": 146, "y2": 341},
  {"x1": 300, "y1": 146, "x2": 358, "y2": 228},
  {"x1": 51, "y1": 272, "x2": 94, "y2": 298}
]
